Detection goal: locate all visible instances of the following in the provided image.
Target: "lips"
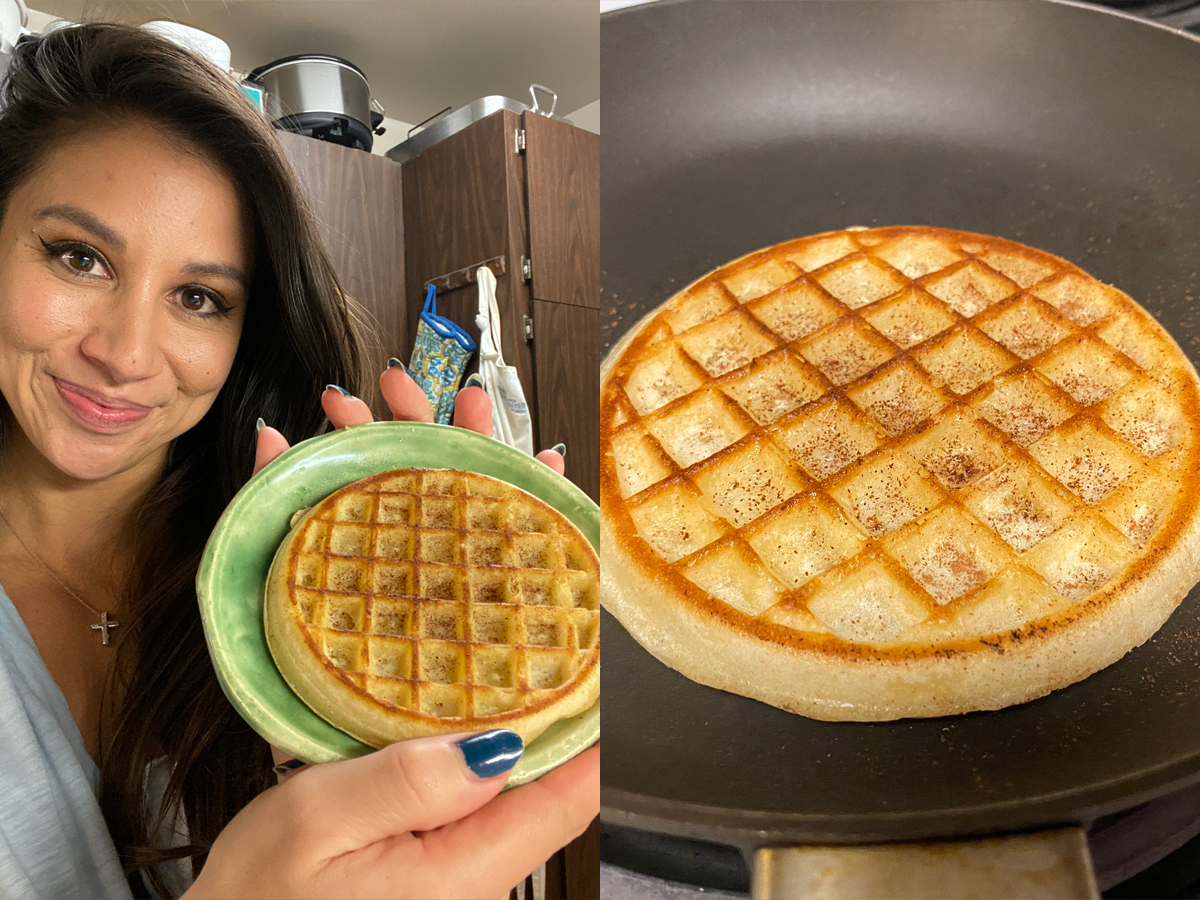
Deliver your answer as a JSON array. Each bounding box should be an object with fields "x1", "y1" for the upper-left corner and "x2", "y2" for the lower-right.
[{"x1": 54, "y1": 378, "x2": 154, "y2": 433}]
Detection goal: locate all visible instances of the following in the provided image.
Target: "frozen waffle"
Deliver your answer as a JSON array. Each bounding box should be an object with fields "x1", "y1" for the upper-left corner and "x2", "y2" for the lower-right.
[
  {"x1": 265, "y1": 468, "x2": 600, "y2": 746},
  {"x1": 601, "y1": 226, "x2": 1200, "y2": 720}
]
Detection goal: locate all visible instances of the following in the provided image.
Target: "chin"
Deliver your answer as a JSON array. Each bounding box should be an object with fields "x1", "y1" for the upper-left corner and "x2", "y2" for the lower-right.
[{"x1": 42, "y1": 425, "x2": 172, "y2": 482}]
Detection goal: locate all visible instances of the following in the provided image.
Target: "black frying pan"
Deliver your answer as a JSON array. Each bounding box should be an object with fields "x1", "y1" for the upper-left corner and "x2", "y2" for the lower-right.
[{"x1": 600, "y1": 0, "x2": 1200, "y2": 892}]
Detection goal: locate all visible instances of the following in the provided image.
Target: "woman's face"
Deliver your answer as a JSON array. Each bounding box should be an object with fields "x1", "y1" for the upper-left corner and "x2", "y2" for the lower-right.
[{"x1": 0, "y1": 119, "x2": 251, "y2": 482}]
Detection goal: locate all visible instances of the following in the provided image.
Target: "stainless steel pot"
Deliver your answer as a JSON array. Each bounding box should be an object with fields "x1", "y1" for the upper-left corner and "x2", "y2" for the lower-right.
[{"x1": 249, "y1": 54, "x2": 385, "y2": 153}]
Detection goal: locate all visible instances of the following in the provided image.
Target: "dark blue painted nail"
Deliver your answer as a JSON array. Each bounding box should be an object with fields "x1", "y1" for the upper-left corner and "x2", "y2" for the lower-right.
[
  {"x1": 550, "y1": 443, "x2": 566, "y2": 457},
  {"x1": 387, "y1": 357, "x2": 407, "y2": 373},
  {"x1": 464, "y1": 373, "x2": 485, "y2": 390},
  {"x1": 255, "y1": 417, "x2": 266, "y2": 435},
  {"x1": 271, "y1": 758, "x2": 307, "y2": 776},
  {"x1": 455, "y1": 729, "x2": 523, "y2": 779},
  {"x1": 326, "y1": 384, "x2": 352, "y2": 397}
]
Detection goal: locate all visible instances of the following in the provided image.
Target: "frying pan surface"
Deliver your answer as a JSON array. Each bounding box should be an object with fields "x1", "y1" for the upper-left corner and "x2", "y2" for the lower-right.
[{"x1": 601, "y1": 0, "x2": 1200, "y2": 846}]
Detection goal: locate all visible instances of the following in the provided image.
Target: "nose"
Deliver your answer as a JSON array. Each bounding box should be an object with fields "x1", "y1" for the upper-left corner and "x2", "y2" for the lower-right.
[{"x1": 77, "y1": 279, "x2": 165, "y2": 383}]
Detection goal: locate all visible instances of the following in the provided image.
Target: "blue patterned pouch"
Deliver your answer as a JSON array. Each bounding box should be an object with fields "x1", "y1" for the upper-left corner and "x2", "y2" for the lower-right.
[{"x1": 409, "y1": 284, "x2": 476, "y2": 424}]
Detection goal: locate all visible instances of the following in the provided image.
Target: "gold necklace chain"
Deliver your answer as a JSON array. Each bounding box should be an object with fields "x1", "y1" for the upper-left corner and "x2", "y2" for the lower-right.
[{"x1": 0, "y1": 503, "x2": 120, "y2": 645}]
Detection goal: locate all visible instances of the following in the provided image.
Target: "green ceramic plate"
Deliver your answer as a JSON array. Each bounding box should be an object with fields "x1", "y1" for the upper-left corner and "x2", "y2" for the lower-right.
[{"x1": 196, "y1": 421, "x2": 599, "y2": 786}]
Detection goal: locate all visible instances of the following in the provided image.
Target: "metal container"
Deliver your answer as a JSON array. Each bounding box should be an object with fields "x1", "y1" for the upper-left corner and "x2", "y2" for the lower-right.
[
  {"x1": 387, "y1": 84, "x2": 572, "y2": 164},
  {"x1": 249, "y1": 54, "x2": 384, "y2": 153}
]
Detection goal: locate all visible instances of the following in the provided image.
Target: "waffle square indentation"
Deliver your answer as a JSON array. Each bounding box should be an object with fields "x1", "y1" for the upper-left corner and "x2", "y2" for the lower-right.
[
  {"x1": 747, "y1": 281, "x2": 843, "y2": 342},
  {"x1": 924, "y1": 263, "x2": 1017, "y2": 318},
  {"x1": 872, "y1": 235, "x2": 964, "y2": 279},
  {"x1": 721, "y1": 352, "x2": 827, "y2": 425},
  {"x1": 722, "y1": 258, "x2": 801, "y2": 302},
  {"x1": 905, "y1": 410, "x2": 1007, "y2": 490},
  {"x1": 628, "y1": 484, "x2": 726, "y2": 563},
  {"x1": 1100, "y1": 378, "x2": 1190, "y2": 459},
  {"x1": 860, "y1": 289, "x2": 957, "y2": 349},
  {"x1": 884, "y1": 506, "x2": 1013, "y2": 604},
  {"x1": 745, "y1": 495, "x2": 867, "y2": 588},
  {"x1": 806, "y1": 559, "x2": 930, "y2": 643},
  {"x1": 646, "y1": 391, "x2": 750, "y2": 469},
  {"x1": 915, "y1": 327, "x2": 1019, "y2": 396},
  {"x1": 369, "y1": 598, "x2": 412, "y2": 635},
  {"x1": 665, "y1": 282, "x2": 736, "y2": 333},
  {"x1": 829, "y1": 450, "x2": 944, "y2": 537},
  {"x1": 799, "y1": 321, "x2": 896, "y2": 386},
  {"x1": 676, "y1": 310, "x2": 778, "y2": 377},
  {"x1": 1026, "y1": 421, "x2": 1139, "y2": 505},
  {"x1": 773, "y1": 397, "x2": 883, "y2": 481},
  {"x1": 961, "y1": 459, "x2": 1074, "y2": 552},
  {"x1": 623, "y1": 345, "x2": 706, "y2": 415},
  {"x1": 1035, "y1": 337, "x2": 1137, "y2": 407},
  {"x1": 1032, "y1": 274, "x2": 1121, "y2": 327},
  {"x1": 692, "y1": 441, "x2": 806, "y2": 527},
  {"x1": 785, "y1": 234, "x2": 860, "y2": 272},
  {"x1": 974, "y1": 371, "x2": 1075, "y2": 447},
  {"x1": 846, "y1": 362, "x2": 949, "y2": 437},
  {"x1": 682, "y1": 543, "x2": 788, "y2": 616},
  {"x1": 977, "y1": 250, "x2": 1056, "y2": 288},
  {"x1": 1021, "y1": 516, "x2": 1135, "y2": 601},
  {"x1": 977, "y1": 298, "x2": 1072, "y2": 360},
  {"x1": 373, "y1": 563, "x2": 414, "y2": 598},
  {"x1": 815, "y1": 257, "x2": 906, "y2": 309}
]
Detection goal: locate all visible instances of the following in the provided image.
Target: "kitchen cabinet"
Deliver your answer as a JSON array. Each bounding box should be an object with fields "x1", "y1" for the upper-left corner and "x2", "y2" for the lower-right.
[
  {"x1": 277, "y1": 130, "x2": 404, "y2": 420},
  {"x1": 401, "y1": 109, "x2": 600, "y2": 501}
]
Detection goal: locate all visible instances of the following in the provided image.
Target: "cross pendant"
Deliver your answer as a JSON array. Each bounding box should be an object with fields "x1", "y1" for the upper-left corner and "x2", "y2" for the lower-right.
[{"x1": 91, "y1": 611, "x2": 119, "y2": 646}]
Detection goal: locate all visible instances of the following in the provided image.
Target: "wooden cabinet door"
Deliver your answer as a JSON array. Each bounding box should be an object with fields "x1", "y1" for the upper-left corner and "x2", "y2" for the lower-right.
[
  {"x1": 277, "y1": 131, "x2": 404, "y2": 419},
  {"x1": 532, "y1": 299, "x2": 599, "y2": 502},
  {"x1": 523, "y1": 113, "x2": 600, "y2": 310},
  {"x1": 401, "y1": 109, "x2": 534, "y2": 409}
]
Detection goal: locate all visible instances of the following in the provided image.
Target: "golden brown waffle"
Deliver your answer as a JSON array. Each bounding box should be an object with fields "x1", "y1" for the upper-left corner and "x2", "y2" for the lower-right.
[
  {"x1": 601, "y1": 226, "x2": 1200, "y2": 720},
  {"x1": 265, "y1": 468, "x2": 599, "y2": 746}
]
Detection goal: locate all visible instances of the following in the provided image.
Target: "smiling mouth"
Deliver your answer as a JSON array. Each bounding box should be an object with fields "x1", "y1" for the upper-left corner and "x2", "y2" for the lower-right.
[{"x1": 54, "y1": 378, "x2": 154, "y2": 432}]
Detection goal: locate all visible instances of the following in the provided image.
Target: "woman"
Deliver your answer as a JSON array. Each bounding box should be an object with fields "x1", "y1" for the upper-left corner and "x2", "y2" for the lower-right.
[{"x1": 0, "y1": 23, "x2": 596, "y2": 900}]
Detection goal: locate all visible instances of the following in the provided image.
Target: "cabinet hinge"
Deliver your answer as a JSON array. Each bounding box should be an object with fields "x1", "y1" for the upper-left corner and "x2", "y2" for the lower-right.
[
  {"x1": 515, "y1": 127, "x2": 526, "y2": 153},
  {"x1": 523, "y1": 315, "x2": 534, "y2": 342},
  {"x1": 520, "y1": 255, "x2": 532, "y2": 282}
]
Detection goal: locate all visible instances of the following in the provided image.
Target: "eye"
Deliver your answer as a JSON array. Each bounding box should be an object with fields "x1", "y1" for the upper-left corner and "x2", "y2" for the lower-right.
[
  {"x1": 40, "y1": 239, "x2": 110, "y2": 279},
  {"x1": 176, "y1": 284, "x2": 231, "y2": 318}
]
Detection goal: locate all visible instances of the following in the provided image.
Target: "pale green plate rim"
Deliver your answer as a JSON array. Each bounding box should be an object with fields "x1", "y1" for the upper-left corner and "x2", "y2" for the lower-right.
[{"x1": 196, "y1": 421, "x2": 599, "y2": 786}]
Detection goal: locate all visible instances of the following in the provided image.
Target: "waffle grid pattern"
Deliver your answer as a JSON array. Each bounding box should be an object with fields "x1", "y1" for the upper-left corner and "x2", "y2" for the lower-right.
[
  {"x1": 605, "y1": 229, "x2": 1196, "y2": 647},
  {"x1": 288, "y1": 470, "x2": 600, "y2": 719}
]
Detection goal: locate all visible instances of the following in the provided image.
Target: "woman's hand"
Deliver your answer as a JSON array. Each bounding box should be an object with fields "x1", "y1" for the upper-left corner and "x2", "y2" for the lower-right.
[
  {"x1": 184, "y1": 732, "x2": 599, "y2": 900},
  {"x1": 253, "y1": 363, "x2": 566, "y2": 477}
]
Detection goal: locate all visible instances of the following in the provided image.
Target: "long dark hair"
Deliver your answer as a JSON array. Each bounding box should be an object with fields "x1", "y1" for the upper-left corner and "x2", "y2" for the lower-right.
[{"x1": 0, "y1": 24, "x2": 368, "y2": 897}]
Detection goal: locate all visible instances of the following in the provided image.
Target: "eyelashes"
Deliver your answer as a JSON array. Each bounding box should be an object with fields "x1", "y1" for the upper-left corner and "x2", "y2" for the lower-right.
[{"x1": 38, "y1": 237, "x2": 234, "y2": 319}]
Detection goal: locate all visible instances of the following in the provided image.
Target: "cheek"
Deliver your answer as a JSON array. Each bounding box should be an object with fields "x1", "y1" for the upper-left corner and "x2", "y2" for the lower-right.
[
  {"x1": 0, "y1": 268, "x2": 90, "y2": 351},
  {"x1": 166, "y1": 326, "x2": 242, "y2": 396}
]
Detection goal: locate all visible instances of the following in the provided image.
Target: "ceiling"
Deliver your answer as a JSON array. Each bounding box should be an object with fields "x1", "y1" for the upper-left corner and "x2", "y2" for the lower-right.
[{"x1": 30, "y1": 1, "x2": 600, "y2": 129}]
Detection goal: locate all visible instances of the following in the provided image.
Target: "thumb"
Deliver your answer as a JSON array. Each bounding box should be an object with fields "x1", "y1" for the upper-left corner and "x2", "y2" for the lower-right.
[{"x1": 291, "y1": 729, "x2": 523, "y2": 860}]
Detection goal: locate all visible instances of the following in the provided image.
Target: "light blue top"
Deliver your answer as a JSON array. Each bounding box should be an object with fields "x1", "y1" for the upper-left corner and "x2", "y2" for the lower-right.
[{"x1": 0, "y1": 582, "x2": 136, "y2": 899}]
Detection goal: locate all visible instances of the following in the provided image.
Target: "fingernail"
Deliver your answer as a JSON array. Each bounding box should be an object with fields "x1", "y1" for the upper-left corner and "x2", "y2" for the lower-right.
[
  {"x1": 455, "y1": 729, "x2": 523, "y2": 779},
  {"x1": 271, "y1": 759, "x2": 307, "y2": 776},
  {"x1": 387, "y1": 357, "x2": 407, "y2": 373},
  {"x1": 464, "y1": 373, "x2": 485, "y2": 390},
  {"x1": 325, "y1": 383, "x2": 352, "y2": 397},
  {"x1": 256, "y1": 417, "x2": 266, "y2": 435},
  {"x1": 551, "y1": 443, "x2": 566, "y2": 458}
]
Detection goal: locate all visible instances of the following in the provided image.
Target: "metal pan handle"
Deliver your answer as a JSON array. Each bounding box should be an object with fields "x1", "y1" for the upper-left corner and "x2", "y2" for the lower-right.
[
  {"x1": 752, "y1": 827, "x2": 1098, "y2": 899},
  {"x1": 528, "y1": 83, "x2": 557, "y2": 118}
]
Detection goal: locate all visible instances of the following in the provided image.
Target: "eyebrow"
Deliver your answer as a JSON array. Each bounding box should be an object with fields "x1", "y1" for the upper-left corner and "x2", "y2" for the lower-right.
[
  {"x1": 34, "y1": 204, "x2": 126, "y2": 250},
  {"x1": 35, "y1": 203, "x2": 248, "y2": 289},
  {"x1": 181, "y1": 261, "x2": 248, "y2": 289}
]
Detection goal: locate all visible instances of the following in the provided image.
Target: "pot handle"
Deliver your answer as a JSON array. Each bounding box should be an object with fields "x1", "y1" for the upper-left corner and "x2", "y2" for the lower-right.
[
  {"x1": 528, "y1": 83, "x2": 557, "y2": 118},
  {"x1": 752, "y1": 827, "x2": 1099, "y2": 899}
]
